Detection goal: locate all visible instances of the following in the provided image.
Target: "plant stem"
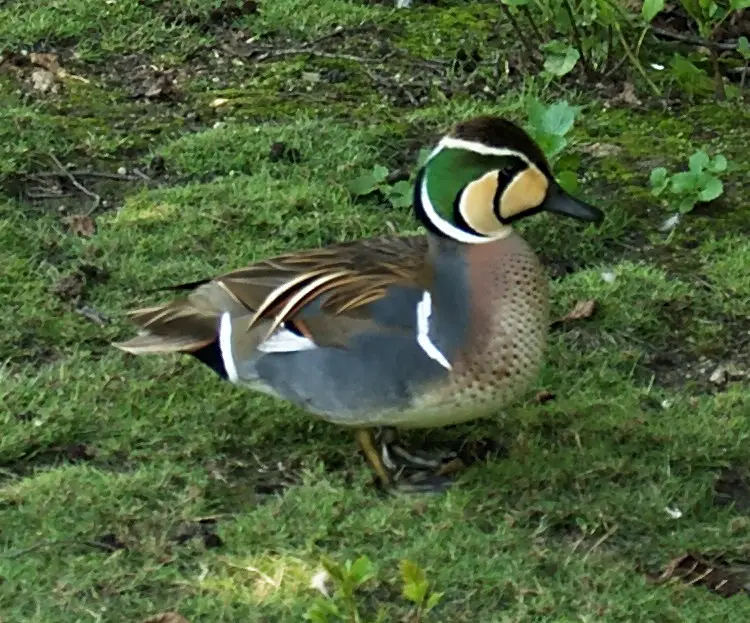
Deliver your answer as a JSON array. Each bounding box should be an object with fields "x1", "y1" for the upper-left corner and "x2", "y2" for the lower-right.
[
  {"x1": 614, "y1": 23, "x2": 660, "y2": 95},
  {"x1": 600, "y1": 24, "x2": 613, "y2": 75},
  {"x1": 520, "y1": 5, "x2": 544, "y2": 42},
  {"x1": 741, "y1": 60, "x2": 748, "y2": 90},
  {"x1": 709, "y1": 46, "x2": 727, "y2": 101},
  {"x1": 562, "y1": 0, "x2": 591, "y2": 77},
  {"x1": 499, "y1": 3, "x2": 539, "y2": 67}
]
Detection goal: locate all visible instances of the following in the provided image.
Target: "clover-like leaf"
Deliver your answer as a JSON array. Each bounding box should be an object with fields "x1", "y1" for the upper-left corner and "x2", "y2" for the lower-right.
[
  {"x1": 371, "y1": 164, "x2": 389, "y2": 183},
  {"x1": 688, "y1": 150, "x2": 710, "y2": 174},
  {"x1": 678, "y1": 195, "x2": 698, "y2": 213},
  {"x1": 708, "y1": 154, "x2": 727, "y2": 173},
  {"x1": 670, "y1": 171, "x2": 699, "y2": 194},
  {"x1": 387, "y1": 181, "x2": 413, "y2": 208},
  {"x1": 698, "y1": 177, "x2": 723, "y2": 202}
]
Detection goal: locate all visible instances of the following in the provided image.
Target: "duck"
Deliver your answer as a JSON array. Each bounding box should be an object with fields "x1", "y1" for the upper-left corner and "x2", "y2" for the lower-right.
[{"x1": 114, "y1": 116, "x2": 604, "y2": 492}]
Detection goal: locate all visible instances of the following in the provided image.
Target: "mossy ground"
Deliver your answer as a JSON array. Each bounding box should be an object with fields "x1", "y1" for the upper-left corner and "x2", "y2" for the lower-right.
[{"x1": 2, "y1": 1, "x2": 750, "y2": 621}]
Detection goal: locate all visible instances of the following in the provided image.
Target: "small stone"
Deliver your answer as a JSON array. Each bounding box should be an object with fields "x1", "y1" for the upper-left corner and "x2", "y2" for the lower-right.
[
  {"x1": 117, "y1": 166, "x2": 127, "y2": 176},
  {"x1": 710, "y1": 366, "x2": 728, "y2": 385}
]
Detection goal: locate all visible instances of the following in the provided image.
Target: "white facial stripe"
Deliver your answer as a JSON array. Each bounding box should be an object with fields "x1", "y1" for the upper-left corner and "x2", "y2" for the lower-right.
[
  {"x1": 419, "y1": 177, "x2": 497, "y2": 244},
  {"x1": 416, "y1": 291, "x2": 452, "y2": 370},
  {"x1": 257, "y1": 325, "x2": 317, "y2": 353},
  {"x1": 436, "y1": 136, "x2": 533, "y2": 166},
  {"x1": 218, "y1": 312, "x2": 239, "y2": 383}
]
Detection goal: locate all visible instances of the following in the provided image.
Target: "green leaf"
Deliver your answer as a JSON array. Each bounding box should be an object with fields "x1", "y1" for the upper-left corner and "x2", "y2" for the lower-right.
[
  {"x1": 526, "y1": 98, "x2": 547, "y2": 134},
  {"x1": 731, "y1": 0, "x2": 750, "y2": 10},
  {"x1": 399, "y1": 560, "x2": 426, "y2": 587},
  {"x1": 642, "y1": 0, "x2": 665, "y2": 22},
  {"x1": 556, "y1": 170, "x2": 579, "y2": 195},
  {"x1": 543, "y1": 101, "x2": 577, "y2": 137},
  {"x1": 305, "y1": 598, "x2": 340, "y2": 623},
  {"x1": 347, "y1": 174, "x2": 379, "y2": 196},
  {"x1": 688, "y1": 150, "x2": 709, "y2": 173},
  {"x1": 387, "y1": 181, "x2": 413, "y2": 208},
  {"x1": 502, "y1": 0, "x2": 530, "y2": 5},
  {"x1": 348, "y1": 556, "x2": 376, "y2": 586},
  {"x1": 542, "y1": 40, "x2": 580, "y2": 77},
  {"x1": 403, "y1": 580, "x2": 429, "y2": 604},
  {"x1": 670, "y1": 171, "x2": 698, "y2": 193},
  {"x1": 738, "y1": 37, "x2": 750, "y2": 60},
  {"x1": 678, "y1": 195, "x2": 697, "y2": 213},
  {"x1": 371, "y1": 164, "x2": 389, "y2": 183},
  {"x1": 698, "y1": 177, "x2": 723, "y2": 202},
  {"x1": 538, "y1": 134, "x2": 567, "y2": 160},
  {"x1": 425, "y1": 591, "x2": 444, "y2": 612},
  {"x1": 649, "y1": 167, "x2": 669, "y2": 195},
  {"x1": 320, "y1": 555, "x2": 345, "y2": 583},
  {"x1": 709, "y1": 154, "x2": 727, "y2": 173}
]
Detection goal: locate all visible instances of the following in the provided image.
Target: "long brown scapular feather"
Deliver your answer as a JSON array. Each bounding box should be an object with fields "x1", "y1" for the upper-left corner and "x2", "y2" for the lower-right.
[{"x1": 116, "y1": 236, "x2": 429, "y2": 354}]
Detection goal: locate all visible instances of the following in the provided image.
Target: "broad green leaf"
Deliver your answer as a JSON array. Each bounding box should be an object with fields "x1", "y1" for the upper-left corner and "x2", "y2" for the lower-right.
[
  {"x1": 543, "y1": 101, "x2": 577, "y2": 137},
  {"x1": 731, "y1": 0, "x2": 750, "y2": 9},
  {"x1": 348, "y1": 174, "x2": 379, "y2": 196},
  {"x1": 737, "y1": 37, "x2": 750, "y2": 60},
  {"x1": 371, "y1": 164, "x2": 389, "y2": 183},
  {"x1": 542, "y1": 40, "x2": 580, "y2": 77},
  {"x1": 698, "y1": 177, "x2": 723, "y2": 202},
  {"x1": 399, "y1": 560, "x2": 426, "y2": 587},
  {"x1": 555, "y1": 152, "x2": 581, "y2": 173},
  {"x1": 679, "y1": 195, "x2": 697, "y2": 213},
  {"x1": 670, "y1": 171, "x2": 698, "y2": 193},
  {"x1": 709, "y1": 154, "x2": 727, "y2": 172},
  {"x1": 556, "y1": 169, "x2": 579, "y2": 195},
  {"x1": 688, "y1": 150, "x2": 709, "y2": 173},
  {"x1": 387, "y1": 181, "x2": 413, "y2": 208},
  {"x1": 425, "y1": 591, "x2": 444, "y2": 612},
  {"x1": 642, "y1": 0, "x2": 665, "y2": 22},
  {"x1": 539, "y1": 134, "x2": 568, "y2": 160},
  {"x1": 349, "y1": 556, "x2": 376, "y2": 586},
  {"x1": 649, "y1": 167, "x2": 669, "y2": 195},
  {"x1": 403, "y1": 579, "x2": 429, "y2": 604},
  {"x1": 526, "y1": 98, "x2": 548, "y2": 136}
]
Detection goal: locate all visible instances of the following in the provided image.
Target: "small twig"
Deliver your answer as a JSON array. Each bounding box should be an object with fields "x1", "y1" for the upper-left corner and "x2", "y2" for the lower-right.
[
  {"x1": 30, "y1": 170, "x2": 143, "y2": 182},
  {"x1": 3, "y1": 538, "x2": 120, "y2": 560},
  {"x1": 650, "y1": 26, "x2": 739, "y2": 51},
  {"x1": 76, "y1": 305, "x2": 111, "y2": 326},
  {"x1": 48, "y1": 154, "x2": 101, "y2": 215},
  {"x1": 26, "y1": 191, "x2": 73, "y2": 200},
  {"x1": 582, "y1": 525, "x2": 618, "y2": 562},
  {"x1": 562, "y1": 0, "x2": 591, "y2": 77},
  {"x1": 614, "y1": 24, "x2": 660, "y2": 95}
]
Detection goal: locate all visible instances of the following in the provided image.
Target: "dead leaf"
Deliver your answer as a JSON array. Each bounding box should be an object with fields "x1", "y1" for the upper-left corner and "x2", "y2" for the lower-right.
[
  {"x1": 561, "y1": 299, "x2": 597, "y2": 323},
  {"x1": 65, "y1": 214, "x2": 96, "y2": 237},
  {"x1": 535, "y1": 390, "x2": 556, "y2": 404},
  {"x1": 651, "y1": 552, "x2": 750, "y2": 598},
  {"x1": 581, "y1": 142, "x2": 623, "y2": 158},
  {"x1": 29, "y1": 52, "x2": 61, "y2": 74},
  {"x1": 613, "y1": 81, "x2": 641, "y2": 106},
  {"x1": 53, "y1": 274, "x2": 86, "y2": 302},
  {"x1": 142, "y1": 614, "x2": 191, "y2": 623},
  {"x1": 30, "y1": 68, "x2": 58, "y2": 94}
]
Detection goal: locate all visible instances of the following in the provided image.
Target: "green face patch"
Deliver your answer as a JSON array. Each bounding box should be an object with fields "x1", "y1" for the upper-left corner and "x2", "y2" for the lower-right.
[{"x1": 423, "y1": 148, "x2": 522, "y2": 226}]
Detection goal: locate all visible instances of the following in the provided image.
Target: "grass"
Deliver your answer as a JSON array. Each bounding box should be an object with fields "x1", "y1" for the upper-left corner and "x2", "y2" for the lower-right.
[{"x1": 2, "y1": 1, "x2": 750, "y2": 621}]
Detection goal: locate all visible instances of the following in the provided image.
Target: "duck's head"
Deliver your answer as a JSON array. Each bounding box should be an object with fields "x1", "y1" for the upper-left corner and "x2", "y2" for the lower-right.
[{"x1": 414, "y1": 116, "x2": 604, "y2": 244}]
